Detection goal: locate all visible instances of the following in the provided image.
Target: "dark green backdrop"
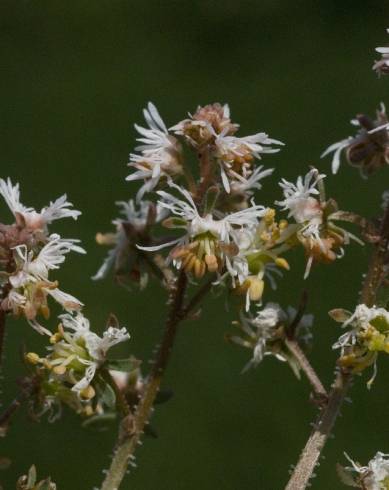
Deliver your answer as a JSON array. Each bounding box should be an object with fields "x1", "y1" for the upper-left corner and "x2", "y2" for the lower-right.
[{"x1": 1, "y1": 1, "x2": 389, "y2": 488}]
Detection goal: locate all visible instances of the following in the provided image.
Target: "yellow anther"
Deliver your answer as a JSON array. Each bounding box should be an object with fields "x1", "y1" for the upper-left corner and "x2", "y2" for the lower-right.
[
  {"x1": 96, "y1": 232, "x2": 117, "y2": 246},
  {"x1": 184, "y1": 254, "x2": 197, "y2": 273},
  {"x1": 205, "y1": 254, "x2": 218, "y2": 272},
  {"x1": 84, "y1": 405, "x2": 94, "y2": 417},
  {"x1": 50, "y1": 332, "x2": 62, "y2": 344},
  {"x1": 194, "y1": 258, "x2": 205, "y2": 278},
  {"x1": 40, "y1": 305, "x2": 50, "y2": 320},
  {"x1": 264, "y1": 208, "x2": 275, "y2": 225},
  {"x1": 42, "y1": 359, "x2": 53, "y2": 370},
  {"x1": 248, "y1": 278, "x2": 265, "y2": 302},
  {"x1": 275, "y1": 257, "x2": 290, "y2": 270},
  {"x1": 279, "y1": 219, "x2": 288, "y2": 230},
  {"x1": 80, "y1": 385, "x2": 96, "y2": 400},
  {"x1": 25, "y1": 352, "x2": 40, "y2": 365},
  {"x1": 53, "y1": 364, "x2": 67, "y2": 375}
]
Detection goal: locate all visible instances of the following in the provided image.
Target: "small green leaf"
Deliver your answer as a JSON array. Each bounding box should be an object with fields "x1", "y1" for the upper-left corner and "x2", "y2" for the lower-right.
[
  {"x1": 105, "y1": 357, "x2": 141, "y2": 373},
  {"x1": 336, "y1": 463, "x2": 359, "y2": 487},
  {"x1": 82, "y1": 413, "x2": 117, "y2": 431},
  {"x1": 203, "y1": 186, "x2": 220, "y2": 214},
  {"x1": 27, "y1": 466, "x2": 37, "y2": 487},
  {"x1": 328, "y1": 309, "x2": 351, "y2": 323},
  {"x1": 102, "y1": 382, "x2": 116, "y2": 408}
]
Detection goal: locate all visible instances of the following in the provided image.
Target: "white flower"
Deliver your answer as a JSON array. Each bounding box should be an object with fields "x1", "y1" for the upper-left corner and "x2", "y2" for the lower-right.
[
  {"x1": 344, "y1": 452, "x2": 389, "y2": 490},
  {"x1": 92, "y1": 200, "x2": 168, "y2": 281},
  {"x1": 133, "y1": 102, "x2": 173, "y2": 154},
  {"x1": 229, "y1": 165, "x2": 274, "y2": 195},
  {"x1": 0, "y1": 178, "x2": 81, "y2": 230},
  {"x1": 50, "y1": 312, "x2": 130, "y2": 395},
  {"x1": 321, "y1": 137, "x2": 353, "y2": 174},
  {"x1": 126, "y1": 103, "x2": 182, "y2": 201},
  {"x1": 232, "y1": 303, "x2": 285, "y2": 371},
  {"x1": 12, "y1": 235, "x2": 85, "y2": 282},
  {"x1": 276, "y1": 169, "x2": 324, "y2": 224},
  {"x1": 214, "y1": 129, "x2": 283, "y2": 193},
  {"x1": 231, "y1": 303, "x2": 314, "y2": 371},
  {"x1": 139, "y1": 182, "x2": 266, "y2": 253},
  {"x1": 3, "y1": 236, "x2": 85, "y2": 333}
]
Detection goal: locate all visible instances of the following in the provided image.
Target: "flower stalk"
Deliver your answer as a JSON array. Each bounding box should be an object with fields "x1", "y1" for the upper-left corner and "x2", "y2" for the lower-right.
[
  {"x1": 100, "y1": 271, "x2": 190, "y2": 490},
  {"x1": 285, "y1": 202, "x2": 389, "y2": 490},
  {"x1": 284, "y1": 337, "x2": 328, "y2": 400}
]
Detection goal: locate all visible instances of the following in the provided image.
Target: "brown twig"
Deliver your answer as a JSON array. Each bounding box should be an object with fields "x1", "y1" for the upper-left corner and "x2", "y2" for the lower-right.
[
  {"x1": 285, "y1": 203, "x2": 389, "y2": 490},
  {"x1": 101, "y1": 270, "x2": 208, "y2": 490},
  {"x1": 0, "y1": 378, "x2": 37, "y2": 437}
]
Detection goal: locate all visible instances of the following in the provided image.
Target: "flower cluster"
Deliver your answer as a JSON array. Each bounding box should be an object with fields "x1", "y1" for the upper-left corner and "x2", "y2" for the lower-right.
[
  {"x1": 331, "y1": 304, "x2": 389, "y2": 386},
  {"x1": 338, "y1": 452, "x2": 389, "y2": 489},
  {"x1": 228, "y1": 302, "x2": 313, "y2": 374},
  {"x1": 94, "y1": 102, "x2": 363, "y2": 313},
  {"x1": 25, "y1": 312, "x2": 130, "y2": 420},
  {"x1": 321, "y1": 104, "x2": 389, "y2": 177},
  {"x1": 275, "y1": 169, "x2": 362, "y2": 278},
  {"x1": 0, "y1": 178, "x2": 84, "y2": 333}
]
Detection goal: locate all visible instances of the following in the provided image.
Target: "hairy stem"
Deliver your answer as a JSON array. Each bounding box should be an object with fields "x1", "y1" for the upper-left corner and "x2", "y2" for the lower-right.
[
  {"x1": 101, "y1": 271, "x2": 211, "y2": 490},
  {"x1": 285, "y1": 338, "x2": 328, "y2": 399},
  {"x1": 0, "y1": 309, "x2": 6, "y2": 366},
  {"x1": 0, "y1": 377, "x2": 37, "y2": 436},
  {"x1": 285, "y1": 204, "x2": 389, "y2": 490}
]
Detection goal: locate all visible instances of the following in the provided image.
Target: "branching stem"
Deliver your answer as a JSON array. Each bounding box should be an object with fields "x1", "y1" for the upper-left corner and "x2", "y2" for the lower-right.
[
  {"x1": 285, "y1": 203, "x2": 389, "y2": 490},
  {"x1": 100, "y1": 272, "x2": 212, "y2": 490}
]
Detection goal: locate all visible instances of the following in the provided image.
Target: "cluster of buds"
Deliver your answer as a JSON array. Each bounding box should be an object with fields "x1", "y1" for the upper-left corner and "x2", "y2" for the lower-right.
[
  {"x1": 331, "y1": 304, "x2": 389, "y2": 386},
  {"x1": 17, "y1": 466, "x2": 56, "y2": 490},
  {"x1": 321, "y1": 103, "x2": 389, "y2": 177},
  {"x1": 25, "y1": 313, "x2": 131, "y2": 420},
  {"x1": 171, "y1": 102, "x2": 282, "y2": 199},
  {"x1": 338, "y1": 452, "x2": 389, "y2": 489},
  {"x1": 0, "y1": 178, "x2": 84, "y2": 333},
  {"x1": 227, "y1": 302, "x2": 313, "y2": 374}
]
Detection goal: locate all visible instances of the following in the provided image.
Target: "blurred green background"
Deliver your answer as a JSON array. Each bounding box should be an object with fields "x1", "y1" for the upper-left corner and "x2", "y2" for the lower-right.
[{"x1": 1, "y1": 1, "x2": 389, "y2": 488}]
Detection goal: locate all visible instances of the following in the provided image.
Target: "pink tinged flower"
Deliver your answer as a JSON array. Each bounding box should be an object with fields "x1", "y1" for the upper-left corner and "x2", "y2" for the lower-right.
[
  {"x1": 0, "y1": 178, "x2": 81, "y2": 231},
  {"x1": 275, "y1": 169, "x2": 325, "y2": 224}
]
